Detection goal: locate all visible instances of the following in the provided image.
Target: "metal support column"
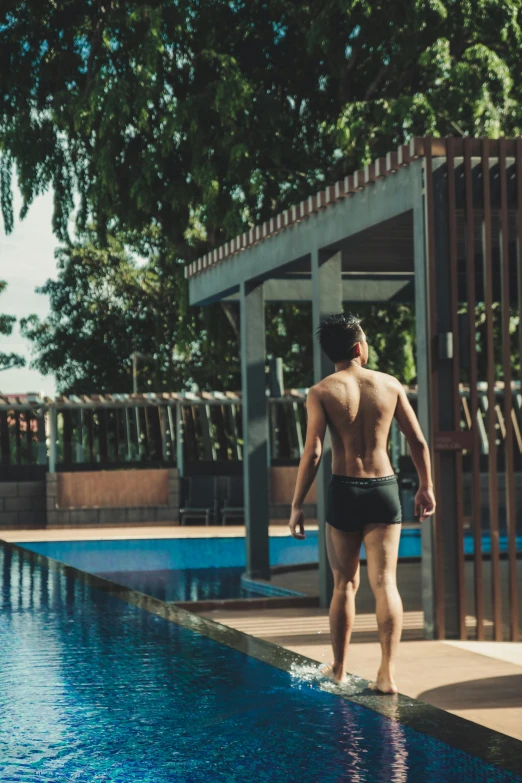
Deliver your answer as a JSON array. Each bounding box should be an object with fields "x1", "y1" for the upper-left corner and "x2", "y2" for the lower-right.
[
  {"x1": 431, "y1": 159, "x2": 463, "y2": 639},
  {"x1": 175, "y1": 403, "x2": 184, "y2": 477},
  {"x1": 37, "y1": 410, "x2": 47, "y2": 465},
  {"x1": 417, "y1": 147, "x2": 463, "y2": 640},
  {"x1": 124, "y1": 407, "x2": 132, "y2": 460},
  {"x1": 413, "y1": 164, "x2": 436, "y2": 639},
  {"x1": 49, "y1": 408, "x2": 58, "y2": 473},
  {"x1": 240, "y1": 279, "x2": 270, "y2": 580},
  {"x1": 76, "y1": 409, "x2": 84, "y2": 463},
  {"x1": 311, "y1": 249, "x2": 342, "y2": 608}
]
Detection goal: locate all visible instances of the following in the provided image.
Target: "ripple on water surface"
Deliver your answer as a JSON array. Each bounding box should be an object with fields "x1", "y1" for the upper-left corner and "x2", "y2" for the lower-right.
[{"x1": 0, "y1": 546, "x2": 519, "y2": 783}]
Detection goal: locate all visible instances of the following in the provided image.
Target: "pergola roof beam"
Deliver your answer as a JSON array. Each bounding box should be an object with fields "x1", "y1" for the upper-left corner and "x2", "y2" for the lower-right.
[
  {"x1": 189, "y1": 163, "x2": 418, "y2": 306},
  {"x1": 222, "y1": 274, "x2": 414, "y2": 303}
]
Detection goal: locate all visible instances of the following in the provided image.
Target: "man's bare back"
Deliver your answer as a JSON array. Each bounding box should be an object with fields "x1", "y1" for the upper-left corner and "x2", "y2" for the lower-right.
[
  {"x1": 313, "y1": 365, "x2": 400, "y2": 478},
  {"x1": 289, "y1": 327, "x2": 434, "y2": 518}
]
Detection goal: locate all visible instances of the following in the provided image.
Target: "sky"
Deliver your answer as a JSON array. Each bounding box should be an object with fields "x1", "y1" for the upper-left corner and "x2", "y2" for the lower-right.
[{"x1": 0, "y1": 189, "x2": 58, "y2": 397}]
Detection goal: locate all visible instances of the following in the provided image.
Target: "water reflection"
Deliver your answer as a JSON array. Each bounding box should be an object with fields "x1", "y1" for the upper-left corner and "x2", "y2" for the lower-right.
[
  {"x1": 288, "y1": 663, "x2": 408, "y2": 782},
  {"x1": 97, "y1": 565, "x2": 260, "y2": 602}
]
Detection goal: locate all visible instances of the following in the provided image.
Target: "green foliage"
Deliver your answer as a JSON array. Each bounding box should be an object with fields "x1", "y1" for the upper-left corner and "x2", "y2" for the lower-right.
[
  {"x1": 0, "y1": 280, "x2": 25, "y2": 374},
  {"x1": 266, "y1": 303, "x2": 314, "y2": 389},
  {"x1": 354, "y1": 304, "x2": 417, "y2": 383},
  {"x1": 19, "y1": 235, "x2": 241, "y2": 393},
  {"x1": 3, "y1": 1, "x2": 522, "y2": 390},
  {"x1": 3, "y1": 1, "x2": 520, "y2": 247},
  {"x1": 266, "y1": 302, "x2": 418, "y2": 387},
  {"x1": 463, "y1": 302, "x2": 521, "y2": 382}
]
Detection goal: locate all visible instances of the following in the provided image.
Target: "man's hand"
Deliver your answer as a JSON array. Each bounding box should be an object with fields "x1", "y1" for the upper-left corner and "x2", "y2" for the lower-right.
[
  {"x1": 289, "y1": 507, "x2": 305, "y2": 540},
  {"x1": 415, "y1": 486, "x2": 436, "y2": 521}
]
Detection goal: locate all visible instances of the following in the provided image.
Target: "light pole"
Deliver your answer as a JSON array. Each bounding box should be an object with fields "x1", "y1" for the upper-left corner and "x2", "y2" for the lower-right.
[
  {"x1": 131, "y1": 351, "x2": 154, "y2": 394},
  {"x1": 131, "y1": 351, "x2": 155, "y2": 460}
]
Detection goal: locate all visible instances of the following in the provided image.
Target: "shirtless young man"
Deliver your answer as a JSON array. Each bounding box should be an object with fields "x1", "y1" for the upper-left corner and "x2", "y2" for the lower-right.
[{"x1": 289, "y1": 313, "x2": 436, "y2": 694}]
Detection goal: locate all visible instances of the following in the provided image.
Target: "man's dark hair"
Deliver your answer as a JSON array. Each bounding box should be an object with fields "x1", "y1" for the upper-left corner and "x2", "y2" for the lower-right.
[{"x1": 315, "y1": 313, "x2": 364, "y2": 362}]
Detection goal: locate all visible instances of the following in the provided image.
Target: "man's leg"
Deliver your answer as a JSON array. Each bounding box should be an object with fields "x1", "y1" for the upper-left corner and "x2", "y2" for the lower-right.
[
  {"x1": 323, "y1": 523, "x2": 361, "y2": 682},
  {"x1": 363, "y1": 522, "x2": 402, "y2": 694}
]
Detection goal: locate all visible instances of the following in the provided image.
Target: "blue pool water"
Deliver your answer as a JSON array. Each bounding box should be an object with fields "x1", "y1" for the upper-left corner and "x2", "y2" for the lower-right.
[
  {"x1": 18, "y1": 534, "x2": 321, "y2": 601},
  {"x1": 19, "y1": 530, "x2": 522, "y2": 577},
  {"x1": 0, "y1": 543, "x2": 519, "y2": 783},
  {"x1": 18, "y1": 530, "x2": 522, "y2": 603},
  {"x1": 18, "y1": 533, "x2": 320, "y2": 574},
  {"x1": 98, "y1": 566, "x2": 262, "y2": 601}
]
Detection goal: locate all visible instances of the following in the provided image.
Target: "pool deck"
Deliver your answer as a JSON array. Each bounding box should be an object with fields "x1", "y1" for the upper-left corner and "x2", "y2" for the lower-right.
[
  {"x1": 2, "y1": 524, "x2": 521, "y2": 744},
  {"x1": 0, "y1": 522, "x2": 306, "y2": 541},
  {"x1": 201, "y1": 562, "x2": 522, "y2": 743}
]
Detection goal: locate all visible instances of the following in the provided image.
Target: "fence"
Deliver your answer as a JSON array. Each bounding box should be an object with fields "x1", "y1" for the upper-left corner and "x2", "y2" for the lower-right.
[
  {"x1": 1, "y1": 386, "x2": 521, "y2": 473},
  {"x1": 0, "y1": 391, "x2": 310, "y2": 473}
]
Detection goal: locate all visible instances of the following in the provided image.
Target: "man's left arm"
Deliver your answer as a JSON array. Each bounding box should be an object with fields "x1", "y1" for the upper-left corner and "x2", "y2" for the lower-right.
[{"x1": 289, "y1": 387, "x2": 327, "y2": 540}]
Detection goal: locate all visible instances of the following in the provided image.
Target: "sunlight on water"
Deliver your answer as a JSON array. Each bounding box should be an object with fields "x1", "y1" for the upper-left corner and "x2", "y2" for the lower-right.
[
  {"x1": 288, "y1": 662, "x2": 410, "y2": 783},
  {"x1": 288, "y1": 660, "x2": 366, "y2": 695}
]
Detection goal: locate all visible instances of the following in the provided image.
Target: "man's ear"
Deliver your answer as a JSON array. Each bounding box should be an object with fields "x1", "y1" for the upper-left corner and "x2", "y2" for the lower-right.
[{"x1": 354, "y1": 342, "x2": 361, "y2": 356}]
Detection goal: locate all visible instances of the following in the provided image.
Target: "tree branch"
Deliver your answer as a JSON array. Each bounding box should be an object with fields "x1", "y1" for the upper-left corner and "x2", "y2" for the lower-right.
[
  {"x1": 220, "y1": 301, "x2": 239, "y2": 339},
  {"x1": 339, "y1": 40, "x2": 363, "y2": 103},
  {"x1": 363, "y1": 63, "x2": 392, "y2": 102}
]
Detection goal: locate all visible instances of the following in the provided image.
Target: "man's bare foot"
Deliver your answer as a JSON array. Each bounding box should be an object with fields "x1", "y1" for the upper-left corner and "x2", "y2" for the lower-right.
[
  {"x1": 369, "y1": 671, "x2": 398, "y2": 694},
  {"x1": 319, "y1": 663, "x2": 348, "y2": 684}
]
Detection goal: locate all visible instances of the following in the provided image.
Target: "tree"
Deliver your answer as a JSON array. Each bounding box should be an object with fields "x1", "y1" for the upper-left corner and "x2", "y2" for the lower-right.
[
  {"x1": 3, "y1": 1, "x2": 521, "y2": 390},
  {"x1": 0, "y1": 0, "x2": 334, "y2": 252},
  {"x1": 0, "y1": 280, "x2": 25, "y2": 374},
  {"x1": 354, "y1": 303, "x2": 416, "y2": 383},
  {"x1": 2, "y1": 1, "x2": 520, "y2": 249},
  {"x1": 19, "y1": 234, "x2": 243, "y2": 393}
]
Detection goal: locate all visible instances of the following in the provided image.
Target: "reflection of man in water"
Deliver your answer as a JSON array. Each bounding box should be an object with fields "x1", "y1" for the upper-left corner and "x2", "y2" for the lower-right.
[{"x1": 289, "y1": 313, "x2": 435, "y2": 693}]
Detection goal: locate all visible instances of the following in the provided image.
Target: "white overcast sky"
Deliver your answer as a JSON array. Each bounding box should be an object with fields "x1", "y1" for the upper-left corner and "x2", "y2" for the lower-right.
[{"x1": 0, "y1": 189, "x2": 58, "y2": 396}]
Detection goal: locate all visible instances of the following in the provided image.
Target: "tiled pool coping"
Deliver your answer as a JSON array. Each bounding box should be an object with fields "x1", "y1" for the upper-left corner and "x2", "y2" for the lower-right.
[
  {"x1": 240, "y1": 572, "x2": 307, "y2": 597},
  {"x1": 2, "y1": 537, "x2": 521, "y2": 778}
]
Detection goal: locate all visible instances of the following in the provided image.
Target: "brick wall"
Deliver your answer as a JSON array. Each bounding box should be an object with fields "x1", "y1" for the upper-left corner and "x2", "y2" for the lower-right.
[
  {"x1": 0, "y1": 481, "x2": 47, "y2": 529},
  {"x1": 46, "y1": 469, "x2": 179, "y2": 527},
  {"x1": 57, "y1": 469, "x2": 169, "y2": 508},
  {"x1": 270, "y1": 466, "x2": 317, "y2": 503},
  {"x1": 269, "y1": 466, "x2": 316, "y2": 519}
]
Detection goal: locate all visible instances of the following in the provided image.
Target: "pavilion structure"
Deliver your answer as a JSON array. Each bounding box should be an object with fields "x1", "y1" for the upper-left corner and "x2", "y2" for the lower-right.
[{"x1": 186, "y1": 137, "x2": 522, "y2": 642}]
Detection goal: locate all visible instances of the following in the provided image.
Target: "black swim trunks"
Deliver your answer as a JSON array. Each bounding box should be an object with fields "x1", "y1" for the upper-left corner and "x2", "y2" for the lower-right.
[{"x1": 326, "y1": 474, "x2": 402, "y2": 533}]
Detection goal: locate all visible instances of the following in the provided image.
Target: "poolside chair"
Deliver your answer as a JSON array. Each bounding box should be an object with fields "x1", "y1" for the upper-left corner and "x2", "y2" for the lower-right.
[
  {"x1": 220, "y1": 476, "x2": 244, "y2": 525},
  {"x1": 213, "y1": 475, "x2": 228, "y2": 524},
  {"x1": 179, "y1": 476, "x2": 217, "y2": 525}
]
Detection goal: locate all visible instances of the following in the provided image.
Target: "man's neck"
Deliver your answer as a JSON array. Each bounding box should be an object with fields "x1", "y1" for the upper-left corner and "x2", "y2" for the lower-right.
[{"x1": 334, "y1": 358, "x2": 363, "y2": 372}]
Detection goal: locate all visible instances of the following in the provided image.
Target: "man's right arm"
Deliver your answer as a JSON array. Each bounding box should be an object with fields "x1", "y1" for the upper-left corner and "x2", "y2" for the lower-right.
[{"x1": 393, "y1": 383, "x2": 436, "y2": 521}]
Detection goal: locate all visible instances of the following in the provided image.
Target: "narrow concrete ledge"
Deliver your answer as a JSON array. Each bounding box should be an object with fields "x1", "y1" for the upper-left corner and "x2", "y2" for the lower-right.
[
  {"x1": 174, "y1": 595, "x2": 319, "y2": 612},
  {"x1": 240, "y1": 573, "x2": 306, "y2": 598}
]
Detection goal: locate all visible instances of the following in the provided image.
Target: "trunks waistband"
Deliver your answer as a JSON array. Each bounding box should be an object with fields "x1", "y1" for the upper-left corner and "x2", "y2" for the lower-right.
[{"x1": 330, "y1": 474, "x2": 397, "y2": 486}]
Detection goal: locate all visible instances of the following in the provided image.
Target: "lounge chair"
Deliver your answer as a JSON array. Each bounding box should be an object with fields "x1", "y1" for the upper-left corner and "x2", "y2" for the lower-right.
[
  {"x1": 220, "y1": 476, "x2": 244, "y2": 525},
  {"x1": 179, "y1": 476, "x2": 217, "y2": 525}
]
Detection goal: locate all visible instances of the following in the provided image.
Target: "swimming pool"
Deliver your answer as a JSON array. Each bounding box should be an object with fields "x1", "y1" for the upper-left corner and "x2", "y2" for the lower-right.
[
  {"x1": 18, "y1": 529, "x2": 522, "y2": 573},
  {"x1": 17, "y1": 534, "x2": 319, "y2": 602},
  {"x1": 17, "y1": 532, "x2": 320, "y2": 573},
  {"x1": 1, "y1": 540, "x2": 520, "y2": 782},
  {"x1": 17, "y1": 530, "x2": 522, "y2": 604}
]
